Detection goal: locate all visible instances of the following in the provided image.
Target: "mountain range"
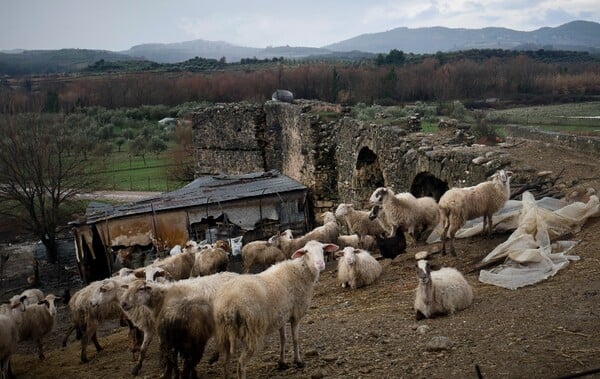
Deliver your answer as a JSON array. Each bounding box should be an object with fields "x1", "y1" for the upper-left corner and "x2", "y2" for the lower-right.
[{"x1": 1, "y1": 20, "x2": 598, "y2": 74}]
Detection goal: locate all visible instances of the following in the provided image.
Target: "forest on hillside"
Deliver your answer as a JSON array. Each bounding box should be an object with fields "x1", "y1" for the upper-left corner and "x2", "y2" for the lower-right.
[{"x1": 1, "y1": 49, "x2": 600, "y2": 114}]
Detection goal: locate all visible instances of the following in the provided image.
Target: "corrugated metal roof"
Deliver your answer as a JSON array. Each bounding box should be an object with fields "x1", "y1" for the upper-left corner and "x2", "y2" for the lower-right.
[{"x1": 85, "y1": 170, "x2": 306, "y2": 223}]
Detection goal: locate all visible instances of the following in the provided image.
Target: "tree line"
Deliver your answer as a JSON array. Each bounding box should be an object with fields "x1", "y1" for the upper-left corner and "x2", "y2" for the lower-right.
[{"x1": 1, "y1": 52, "x2": 599, "y2": 114}]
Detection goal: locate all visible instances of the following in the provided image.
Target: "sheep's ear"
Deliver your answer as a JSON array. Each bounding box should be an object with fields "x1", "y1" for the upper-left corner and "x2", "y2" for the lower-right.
[
  {"x1": 133, "y1": 270, "x2": 145, "y2": 278},
  {"x1": 19, "y1": 295, "x2": 28, "y2": 303},
  {"x1": 291, "y1": 249, "x2": 306, "y2": 259},
  {"x1": 322, "y1": 244, "x2": 339, "y2": 253},
  {"x1": 506, "y1": 170, "x2": 513, "y2": 177},
  {"x1": 38, "y1": 299, "x2": 50, "y2": 307},
  {"x1": 121, "y1": 284, "x2": 129, "y2": 289},
  {"x1": 335, "y1": 250, "x2": 344, "y2": 258},
  {"x1": 153, "y1": 270, "x2": 166, "y2": 281}
]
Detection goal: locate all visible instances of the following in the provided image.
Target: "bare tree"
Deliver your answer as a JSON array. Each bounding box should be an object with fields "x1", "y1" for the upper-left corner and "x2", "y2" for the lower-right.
[{"x1": 0, "y1": 114, "x2": 99, "y2": 263}]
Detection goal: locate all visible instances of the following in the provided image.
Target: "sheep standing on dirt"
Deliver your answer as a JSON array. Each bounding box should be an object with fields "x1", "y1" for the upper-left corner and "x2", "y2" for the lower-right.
[
  {"x1": 241, "y1": 237, "x2": 286, "y2": 274},
  {"x1": 414, "y1": 260, "x2": 473, "y2": 320},
  {"x1": 335, "y1": 203, "x2": 386, "y2": 237},
  {"x1": 369, "y1": 189, "x2": 439, "y2": 246},
  {"x1": 0, "y1": 297, "x2": 26, "y2": 379},
  {"x1": 438, "y1": 169, "x2": 512, "y2": 256},
  {"x1": 277, "y1": 211, "x2": 339, "y2": 259},
  {"x1": 62, "y1": 279, "x2": 127, "y2": 363},
  {"x1": 336, "y1": 247, "x2": 382, "y2": 289},
  {"x1": 190, "y1": 245, "x2": 229, "y2": 277},
  {"x1": 213, "y1": 240, "x2": 339, "y2": 379},
  {"x1": 18, "y1": 294, "x2": 62, "y2": 360},
  {"x1": 119, "y1": 273, "x2": 239, "y2": 379}
]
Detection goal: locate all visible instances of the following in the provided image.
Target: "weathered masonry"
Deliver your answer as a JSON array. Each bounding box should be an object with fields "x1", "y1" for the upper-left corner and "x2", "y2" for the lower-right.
[{"x1": 192, "y1": 100, "x2": 513, "y2": 215}]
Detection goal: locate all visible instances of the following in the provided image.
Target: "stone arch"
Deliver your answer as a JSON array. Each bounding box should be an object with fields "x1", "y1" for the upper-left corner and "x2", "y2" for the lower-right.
[
  {"x1": 352, "y1": 146, "x2": 384, "y2": 206},
  {"x1": 410, "y1": 172, "x2": 449, "y2": 201}
]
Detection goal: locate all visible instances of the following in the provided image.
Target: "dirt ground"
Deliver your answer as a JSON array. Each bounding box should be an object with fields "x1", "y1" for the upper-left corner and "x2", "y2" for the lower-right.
[{"x1": 7, "y1": 137, "x2": 600, "y2": 379}]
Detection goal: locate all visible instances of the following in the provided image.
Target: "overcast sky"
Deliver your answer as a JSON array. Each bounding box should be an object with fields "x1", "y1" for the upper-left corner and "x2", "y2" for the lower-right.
[{"x1": 1, "y1": 0, "x2": 598, "y2": 51}]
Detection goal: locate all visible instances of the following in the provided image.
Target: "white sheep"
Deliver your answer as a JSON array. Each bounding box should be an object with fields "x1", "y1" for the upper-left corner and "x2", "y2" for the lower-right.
[
  {"x1": 190, "y1": 246, "x2": 229, "y2": 277},
  {"x1": 335, "y1": 203, "x2": 386, "y2": 237},
  {"x1": 10, "y1": 289, "x2": 44, "y2": 307},
  {"x1": 336, "y1": 234, "x2": 379, "y2": 254},
  {"x1": 438, "y1": 169, "x2": 512, "y2": 256},
  {"x1": 18, "y1": 293, "x2": 61, "y2": 360},
  {"x1": 0, "y1": 296, "x2": 26, "y2": 379},
  {"x1": 62, "y1": 279, "x2": 127, "y2": 363},
  {"x1": 148, "y1": 250, "x2": 195, "y2": 280},
  {"x1": 277, "y1": 211, "x2": 339, "y2": 259},
  {"x1": 336, "y1": 247, "x2": 382, "y2": 289},
  {"x1": 241, "y1": 238, "x2": 286, "y2": 274},
  {"x1": 369, "y1": 189, "x2": 439, "y2": 246},
  {"x1": 213, "y1": 240, "x2": 339, "y2": 379},
  {"x1": 119, "y1": 272, "x2": 239, "y2": 377},
  {"x1": 414, "y1": 259, "x2": 473, "y2": 320}
]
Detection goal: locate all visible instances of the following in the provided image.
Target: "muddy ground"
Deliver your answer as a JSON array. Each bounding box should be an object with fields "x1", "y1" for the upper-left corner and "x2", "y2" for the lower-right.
[{"x1": 6, "y1": 137, "x2": 600, "y2": 379}]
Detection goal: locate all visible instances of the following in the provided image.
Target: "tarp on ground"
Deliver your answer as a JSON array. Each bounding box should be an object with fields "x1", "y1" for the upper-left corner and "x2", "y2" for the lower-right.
[{"x1": 478, "y1": 191, "x2": 599, "y2": 289}]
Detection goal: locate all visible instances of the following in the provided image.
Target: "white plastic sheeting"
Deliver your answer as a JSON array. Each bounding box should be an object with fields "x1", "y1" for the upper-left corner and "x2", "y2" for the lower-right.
[{"x1": 478, "y1": 192, "x2": 599, "y2": 289}]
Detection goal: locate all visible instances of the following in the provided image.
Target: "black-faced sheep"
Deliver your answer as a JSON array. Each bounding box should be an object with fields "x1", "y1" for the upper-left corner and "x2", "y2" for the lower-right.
[
  {"x1": 18, "y1": 294, "x2": 61, "y2": 360},
  {"x1": 336, "y1": 247, "x2": 382, "y2": 289},
  {"x1": 438, "y1": 169, "x2": 512, "y2": 256},
  {"x1": 414, "y1": 260, "x2": 473, "y2": 320},
  {"x1": 213, "y1": 240, "x2": 339, "y2": 379},
  {"x1": 335, "y1": 203, "x2": 386, "y2": 237},
  {"x1": 369, "y1": 189, "x2": 439, "y2": 246}
]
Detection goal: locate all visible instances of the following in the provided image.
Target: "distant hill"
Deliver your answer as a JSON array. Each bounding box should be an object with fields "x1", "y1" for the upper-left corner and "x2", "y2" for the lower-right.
[
  {"x1": 0, "y1": 49, "x2": 137, "y2": 75},
  {"x1": 324, "y1": 20, "x2": 600, "y2": 53}
]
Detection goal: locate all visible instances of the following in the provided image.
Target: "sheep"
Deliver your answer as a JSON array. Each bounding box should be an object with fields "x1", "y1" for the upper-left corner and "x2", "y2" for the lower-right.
[
  {"x1": 18, "y1": 293, "x2": 61, "y2": 360},
  {"x1": 190, "y1": 245, "x2": 229, "y2": 277},
  {"x1": 62, "y1": 279, "x2": 127, "y2": 363},
  {"x1": 336, "y1": 234, "x2": 379, "y2": 253},
  {"x1": 120, "y1": 272, "x2": 240, "y2": 378},
  {"x1": 336, "y1": 247, "x2": 382, "y2": 289},
  {"x1": 438, "y1": 169, "x2": 513, "y2": 256},
  {"x1": 213, "y1": 240, "x2": 339, "y2": 379},
  {"x1": 414, "y1": 259, "x2": 473, "y2": 320},
  {"x1": 10, "y1": 289, "x2": 44, "y2": 307},
  {"x1": 277, "y1": 211, "x2": 339, "y2": 259},
  {"x1": 369, "y1": 189, "x2": 439, "y2": 246},
  {"x1": 0, "y1": 297, "x2": 27, "y2": 379},
  {"x1": 149, "y1": 250, "x2": 195, "y2": 280},
  {"x1": 335, "y1": 203, "x2": 386, "y2": 237},
  {"x1": 241, "y1": 237, "x2": 286, "y2": 274}
]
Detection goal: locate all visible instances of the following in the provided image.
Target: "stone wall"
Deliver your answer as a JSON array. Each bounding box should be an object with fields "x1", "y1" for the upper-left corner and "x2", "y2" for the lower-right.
[
  {"x1": 192, "y1": 100, "x2": 514, "y2": 222},
  {"x1": 504, "y1": 124, "x2": 600, "y2": 154}
]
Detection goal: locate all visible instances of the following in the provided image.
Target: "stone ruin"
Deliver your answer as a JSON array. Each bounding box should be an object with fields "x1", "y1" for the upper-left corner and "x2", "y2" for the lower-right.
[{"x1": 190, "y1": 100, "x2": 556, "y2": 222}]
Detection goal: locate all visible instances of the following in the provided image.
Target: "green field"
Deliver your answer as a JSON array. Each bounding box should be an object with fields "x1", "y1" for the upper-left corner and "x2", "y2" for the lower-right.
[{"x1": 486, "y1": 101, "x2": 600, "y2": 135}]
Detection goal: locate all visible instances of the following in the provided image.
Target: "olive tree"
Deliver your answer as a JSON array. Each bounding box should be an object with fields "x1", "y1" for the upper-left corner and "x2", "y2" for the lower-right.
[{"x1": 0, "y1": 114, "x2": 99, "y2": 262}]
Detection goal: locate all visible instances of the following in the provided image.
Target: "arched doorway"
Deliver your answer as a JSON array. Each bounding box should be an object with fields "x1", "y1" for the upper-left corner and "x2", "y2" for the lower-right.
[
  {"x1": 353, "y1": 147, "x2": 384, "y2": 207},
  {"x1": 410, "y1": 172, "x2": 449, "y2": 201}
]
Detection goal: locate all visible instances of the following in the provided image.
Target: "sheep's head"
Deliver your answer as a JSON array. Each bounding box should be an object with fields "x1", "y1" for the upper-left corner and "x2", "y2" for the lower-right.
[
  {"x1": 342, "y1": 247, "x2": 357, "y2": 265},
  {"x1": 39, "y1": 294, "x2": 62, "y2": 316},
  {"x1": 90, "y1": 279, "x2": 118, "y2": 307},
  {"x1": 292, "y1": 240, "x2": 339, "y2": 273},
  {"x1": 368, "y1": 204, "x2": 381, "y2": 220},
  {"x1": 369, "y1": 187, "x2": 390, "y2": 206},
  {"x1": 490, "y1": 169, "x2": 513, "y2": 184},
  {"x1": 120, "y1": 279, "x2": 152, "y2": 311},
  {"x1": 335, "y1": 203, "x2": 352, "y2": 218},
  {"x1": 416, "y1": 260, "x2": 431, "y2": 284}
]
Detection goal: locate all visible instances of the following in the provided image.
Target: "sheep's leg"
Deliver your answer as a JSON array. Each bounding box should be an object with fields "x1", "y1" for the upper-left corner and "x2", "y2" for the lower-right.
[
  {"x1": 237, "y1": 347, "x2": 254, "y2": 379},
  {"x1": 290, "y1": 320, "x2": 304, "y2": 368},
  {"x1": 80, "y1": 331, "x2": 90, "y2": 363},
  {"x1": 441, "y1": 220, "x2": 450, "y2": 255},
  {"x1": 91, "y1": 331, "x2": 102, "y2": 352},
  {"x1": 221, "y1": 337, "x2": 231, "y2": 379},
  {"x1": 132, "y1": 330, "x2": 153, "y2": 375},
  {"x1": 277, "y1": 327, "x2": 288, "y2": 369},
  {"x1": 415, "y1": 310, "x2": 426, "y2": 320},
  {"x1": 62, "y1": 324, "x2": 74, "y2": 347},
  {"x1": 36, "y1": 338, "x2": 45, "y2": 360}
]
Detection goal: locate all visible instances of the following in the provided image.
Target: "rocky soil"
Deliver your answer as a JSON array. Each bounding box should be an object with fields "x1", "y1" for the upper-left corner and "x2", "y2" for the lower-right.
[{"x1": 6, "y1": 137, "x2": 600, "y2": 379}]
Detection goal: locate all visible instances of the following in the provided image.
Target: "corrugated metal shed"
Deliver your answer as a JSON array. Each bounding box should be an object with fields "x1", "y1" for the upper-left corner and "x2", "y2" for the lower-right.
[{"x1": 86, "y1": 170, "x2": 306, "y2": 223}]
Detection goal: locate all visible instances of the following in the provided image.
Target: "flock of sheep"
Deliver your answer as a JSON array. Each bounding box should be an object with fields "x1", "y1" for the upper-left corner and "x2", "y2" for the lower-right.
[{"x1": 0, "y1": 169, "x2": 514, "y2": 379}]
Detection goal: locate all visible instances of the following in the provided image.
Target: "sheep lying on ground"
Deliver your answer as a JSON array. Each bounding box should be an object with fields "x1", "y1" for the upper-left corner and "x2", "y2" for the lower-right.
[
  {"x1": 213, "y1": 240, "x2": 338, "y2": 379},
  {"x1": 375, "y1": 227, "x2": 407, "y2": 259},
  {"x1": 18, "y1": 294, "x2": 61, "y2": 360},
  {"x1": 438, "y1": 169, "x2": 512, "y2": 256},
  {"x1": 336, "y1": 234, "x2": 379, "y2": 254},
  {"x1": 336, "y1": 247, "x2": 382, "y2": 289},
  {"x1": 120, "y1": 272, "x2": 239, "y2": 378},
  {"x1": 241, "y1": 237, "x2": 286, "y2": 274},
  {"x1": 335, "y1": 203, "x2": 385, "y2": 237},
  {"x1": 414, "y1": 260, "x2": 473, "y2": 320},
  {"x1": 369, "y1": 189, "x2": 439, "y2": 246}
]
